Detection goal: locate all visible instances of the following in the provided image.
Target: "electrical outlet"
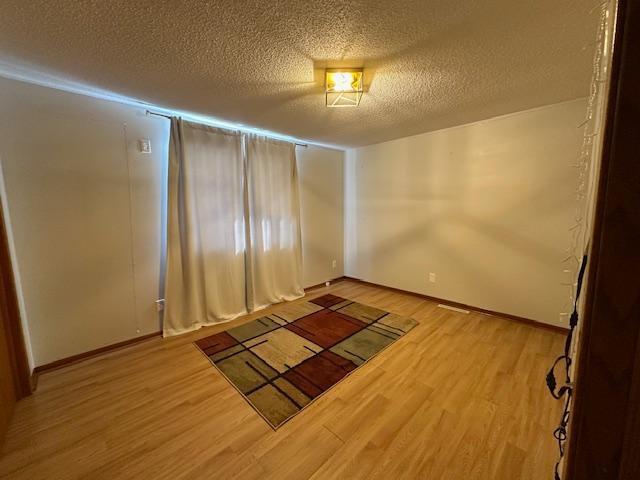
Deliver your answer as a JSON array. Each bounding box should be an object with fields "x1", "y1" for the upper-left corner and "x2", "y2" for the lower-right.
[
  {"x1": 332, "y1": 259, "x2": 337, "y2": 269},
  {"x1": 429, "y1": 272, "x2": 436, "y2": 283}
]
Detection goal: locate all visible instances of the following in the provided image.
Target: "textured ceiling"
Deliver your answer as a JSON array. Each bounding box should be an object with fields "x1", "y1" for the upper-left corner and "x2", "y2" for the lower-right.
[{"x1": 0, "y1": 0, "x2": 596, "y2": 147}]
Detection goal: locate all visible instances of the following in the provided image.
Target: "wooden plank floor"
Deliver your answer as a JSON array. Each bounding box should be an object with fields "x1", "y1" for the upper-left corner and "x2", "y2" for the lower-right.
[{"x1": 0, "y1": 281, "x2": 565, "y2": 479}]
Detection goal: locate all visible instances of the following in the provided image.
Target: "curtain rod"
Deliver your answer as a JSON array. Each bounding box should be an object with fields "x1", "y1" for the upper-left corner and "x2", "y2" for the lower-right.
[{"x1": 145, "y1": 110, "x2": 308, "y2": 148}]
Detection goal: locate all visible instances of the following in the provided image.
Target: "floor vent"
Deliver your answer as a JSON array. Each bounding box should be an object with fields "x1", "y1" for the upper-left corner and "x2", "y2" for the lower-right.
[{"x1": 437, "y1": 304, "x2": 470, "y2": 314}]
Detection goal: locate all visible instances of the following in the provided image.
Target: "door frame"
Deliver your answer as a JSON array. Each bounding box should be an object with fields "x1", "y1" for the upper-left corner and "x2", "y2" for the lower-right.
[
  {"x1": 565, "y1": 0, "x2": 640, "y2": 478},
  {"x1": 0, "y1": 204, "x2": 31, "y2": 400}
]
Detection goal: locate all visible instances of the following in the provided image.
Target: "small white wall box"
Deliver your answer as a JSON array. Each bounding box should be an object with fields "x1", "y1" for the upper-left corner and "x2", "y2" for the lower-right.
[{"x1": 138, "y1": 138, "x2": 152, "y2": 153}]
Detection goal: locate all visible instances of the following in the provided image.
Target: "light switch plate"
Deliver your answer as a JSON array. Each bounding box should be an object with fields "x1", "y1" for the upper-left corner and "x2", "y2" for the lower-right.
[{"x1": 138, "y1": 138, "x2": 152, "y2": 154}]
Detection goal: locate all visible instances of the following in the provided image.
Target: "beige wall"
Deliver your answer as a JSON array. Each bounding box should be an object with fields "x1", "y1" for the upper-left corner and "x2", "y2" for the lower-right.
[
  {"x1": 0, "y1": 78, "x2": 168, "y2": 367},
  {"x1": 345, "y1": 99, "x2": 587, "y2": 327},
  {"x1": 0, "y1": 73, "x2": 582, "y2": 365},
  {"x1": 297, "y1": 146, "x2": 344, "y2": 287},
  {"x1": 0, "y1": 77, "x2": 345, "y2": 366}
]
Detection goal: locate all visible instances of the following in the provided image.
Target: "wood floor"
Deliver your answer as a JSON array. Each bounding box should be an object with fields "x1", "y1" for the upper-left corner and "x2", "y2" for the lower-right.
[{"x1": 0, "y1": 281, "x2": 565, "y2": 479}]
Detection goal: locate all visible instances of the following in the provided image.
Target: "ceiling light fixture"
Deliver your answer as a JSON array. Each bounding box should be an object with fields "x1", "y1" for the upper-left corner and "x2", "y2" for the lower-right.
[{"x1": 325, "y1": 68, "x2": 363, "y2": 107}]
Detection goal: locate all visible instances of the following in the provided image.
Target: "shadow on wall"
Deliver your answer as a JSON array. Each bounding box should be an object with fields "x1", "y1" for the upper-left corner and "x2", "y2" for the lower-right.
[{"x1": 345, "y1": 108, "x2": 580, "y2": 324}]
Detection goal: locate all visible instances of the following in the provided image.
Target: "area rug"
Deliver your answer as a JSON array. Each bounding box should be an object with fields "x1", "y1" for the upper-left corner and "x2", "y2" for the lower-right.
[{"x1": 194, "y1": 293, "x2": 418, "y2": 429}]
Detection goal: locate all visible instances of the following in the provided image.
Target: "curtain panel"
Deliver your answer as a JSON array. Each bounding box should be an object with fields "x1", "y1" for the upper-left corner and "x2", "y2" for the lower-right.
[
  {"x1": 245, "y1": 134, "x2": 304, "y2": 311},
  {"x1": 163, "y1": 119, "x2": 303, "y2": 336}
]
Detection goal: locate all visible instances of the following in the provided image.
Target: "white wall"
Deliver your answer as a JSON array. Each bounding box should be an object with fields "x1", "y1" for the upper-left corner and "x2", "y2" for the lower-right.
[
  {"x1": 0, "y1": 72, "x2": 581, "y2": 365},
  {"x1": 0, "y1": 78, "x2": 168, "y2": 367},
  {"x1": 297, "y1": 146, "x2": 344, "y2": 287},
  {"x1": 345, "y1": 99, "x2": 586, "y2": 327},
  {"x1": 0, "y1": 77, "x2": 344, "y2": 366}
]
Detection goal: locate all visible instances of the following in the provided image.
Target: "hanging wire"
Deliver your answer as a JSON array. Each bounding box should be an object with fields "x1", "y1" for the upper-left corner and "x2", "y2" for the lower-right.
[
  {"x1": 548, "y1": 2, "x2": 615, "y2": 478},
  {"x1": 559, "y1": 0, "x2": 611, "y2": 317}
]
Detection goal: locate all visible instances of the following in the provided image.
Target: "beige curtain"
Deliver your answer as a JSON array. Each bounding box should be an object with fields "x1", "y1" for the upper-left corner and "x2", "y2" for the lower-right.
[
  {"x1": 164, "y1": 122, "x2": 303, "y2": 336},
  {"x1": 245, "y1": 135, "x2": 304, "y2": 311},
  {"x1": 163, "y1": 119, "x2": 247, "y2": 336}
]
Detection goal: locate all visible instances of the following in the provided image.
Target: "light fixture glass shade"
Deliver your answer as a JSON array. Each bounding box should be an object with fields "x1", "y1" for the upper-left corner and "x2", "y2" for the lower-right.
[{"x1": 325, "y1": 69, "x2": 363, "y2": 107}]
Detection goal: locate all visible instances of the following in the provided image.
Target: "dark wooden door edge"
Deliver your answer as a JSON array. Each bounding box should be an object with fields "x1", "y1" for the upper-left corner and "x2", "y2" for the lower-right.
[
  {"x1": 565, "y1": 0, "x2": 640, "y2": 478},
  {"x1": 0, "y1": 206, "x2": 31, "y2": 399},
  {"x1": 32, "y1": 331, "x2": 162, "y2": 377},
  {"x1": 342, "y1": 276, "x2": 569, "y2": 335}
]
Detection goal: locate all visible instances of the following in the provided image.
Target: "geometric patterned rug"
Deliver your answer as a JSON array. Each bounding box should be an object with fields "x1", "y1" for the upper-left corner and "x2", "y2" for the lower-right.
[{"x1": 194, "y1": 293, "x2": 418, "y2": 429}]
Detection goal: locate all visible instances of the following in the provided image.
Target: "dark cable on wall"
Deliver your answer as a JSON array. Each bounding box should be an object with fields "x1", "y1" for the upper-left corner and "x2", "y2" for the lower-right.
[{"x1": 546, "y1": 254, "x2": 588, "y2": 480}]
